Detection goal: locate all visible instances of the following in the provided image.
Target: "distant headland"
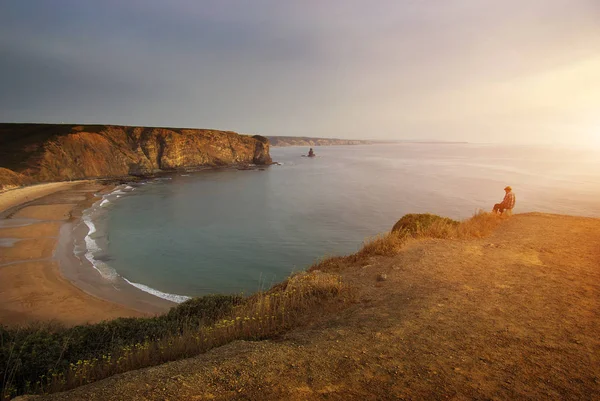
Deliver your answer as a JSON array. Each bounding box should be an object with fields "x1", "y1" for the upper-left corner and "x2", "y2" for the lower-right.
[
  {"x1": 0, "y1": 123, "x2": 272, "y2": 191},
  {"x1": 267, "y1": 136, "x2": 467, "y2": 147},
  {"x1": 267, "y1": 136, "x2": 373, "y2": 147}
]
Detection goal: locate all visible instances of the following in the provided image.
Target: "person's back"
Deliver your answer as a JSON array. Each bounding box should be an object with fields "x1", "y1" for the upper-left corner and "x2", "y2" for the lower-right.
[
  {"x1": 503, "y1": 190, "x2": 516, "y2": 210},
  {"x1": 493, "y1": 186, "x2": 516, "y2": 215}
]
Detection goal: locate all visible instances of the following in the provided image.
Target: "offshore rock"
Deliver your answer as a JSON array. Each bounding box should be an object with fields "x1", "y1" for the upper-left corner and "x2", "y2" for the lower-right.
[{"x1": 0, "y1": 124, "x2": 272, "y2": 189}]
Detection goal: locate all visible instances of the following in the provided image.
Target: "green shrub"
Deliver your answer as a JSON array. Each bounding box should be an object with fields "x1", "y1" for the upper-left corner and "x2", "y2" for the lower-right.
[
  {"x1": 0, "y1": 294, "x2": 241, "y2": 399},
  {"x1": 391, "y1": 213, "x2": 458, "y2": 235}
]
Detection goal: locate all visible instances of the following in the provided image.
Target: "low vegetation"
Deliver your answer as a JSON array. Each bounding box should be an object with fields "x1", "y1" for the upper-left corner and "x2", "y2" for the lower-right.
[
  {"x1": 391, "y1": 213, "x2": 459, "y2": 235},
  {"x1": 1, "y1": 272, "x2": 347, "y2": 399},
  {"x1": 1, "y1": 212, "x2": 501, "y2": 399},
  {"x1": 311, "y1": 211, "x2": 501, "y2": 270},
  {"x1": 360, "y1": 211, "x2": 501, "y2": 257}
]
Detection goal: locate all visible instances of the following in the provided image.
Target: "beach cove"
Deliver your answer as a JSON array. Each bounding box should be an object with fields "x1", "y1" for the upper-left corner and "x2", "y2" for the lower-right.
[
  {"x1": 0, "y1": 181, "x2": 172, "y2": 326},
  {"x1": 2, "y1": 142, "x2": 600, "y2": 328}
]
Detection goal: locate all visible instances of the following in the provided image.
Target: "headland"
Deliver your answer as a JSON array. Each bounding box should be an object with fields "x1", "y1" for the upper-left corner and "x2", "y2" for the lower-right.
[
  {"x1": 19, "y1": 212, "x2": 600, "y2": 400},
  {"x1": 0, "y1": 123, "x2": 272, "y2": 190},
  {"x1": 267, "y1": 136, "x2": 373, "y2": 147}
]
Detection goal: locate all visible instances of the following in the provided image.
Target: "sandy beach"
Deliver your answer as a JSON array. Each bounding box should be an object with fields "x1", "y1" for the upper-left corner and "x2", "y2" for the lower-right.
[
  {"x1": 0, "y1": 182, "x2": 83, "y2": 216},
  {"x1": 0, "y1": 181, "x2": 173, "y2": 327}
]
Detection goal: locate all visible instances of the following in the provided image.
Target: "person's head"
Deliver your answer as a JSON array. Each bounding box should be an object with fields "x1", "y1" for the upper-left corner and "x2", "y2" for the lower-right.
[{"x1": 504, "y1": 186, "x2": 512, "y2": 193}]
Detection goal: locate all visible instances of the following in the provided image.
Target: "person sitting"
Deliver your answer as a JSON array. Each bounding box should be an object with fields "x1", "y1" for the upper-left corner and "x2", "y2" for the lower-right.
[
  {"x1": 308, "y1": 148, "x2": 315, "y2": 157},
  {"x1": 493, "y1": 186, "x2": 516, "y2": 215}
]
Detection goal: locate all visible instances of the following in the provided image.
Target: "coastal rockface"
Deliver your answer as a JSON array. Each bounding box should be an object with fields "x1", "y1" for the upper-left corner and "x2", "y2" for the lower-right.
[
  {"x1": 0, "y1": 124, "x2": 272, "y2": 189},
  {"x1": 267, "y1": 136, "x2": 372, "y2": 147}
]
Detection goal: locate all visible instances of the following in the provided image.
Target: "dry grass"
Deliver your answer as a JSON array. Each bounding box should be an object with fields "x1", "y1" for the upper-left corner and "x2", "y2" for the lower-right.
[
  {"x1": 312, "y1": 211, "x2": 502, "y2": 271},
  {"x1": 2, "y1": 212, "x2": 502, "y2": 399},
  {"x1": 454, "y1": 210, "x2": 503, "y2": 238},
  {"x1": 356, "y1": 231, "x2": 411, "y2": 258},
  {"x1": 23, "y1": 271, "x2": 347, "y2": 397},
  {"x1": 368, "y1": 211, "x2": 501, "y2": 255}
]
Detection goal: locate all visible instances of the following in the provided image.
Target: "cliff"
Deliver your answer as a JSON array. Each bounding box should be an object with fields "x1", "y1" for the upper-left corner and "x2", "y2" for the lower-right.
[
  {"x1": 0, "y1": 124, "x2": 271, "y2": 190},
  {"x1": 0, "y1": 168, "x2": 33, "y2": 191},
  {"x1": 30, "y1": 213, "x2": 600, "y2": 400},
  {"x1": 267, "y1": 136, "x2": 372, "y2": 147}
]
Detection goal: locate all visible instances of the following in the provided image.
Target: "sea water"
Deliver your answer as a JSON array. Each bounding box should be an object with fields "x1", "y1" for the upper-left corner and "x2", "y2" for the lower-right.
[{"x1": 80, "y1": 143, "x2": 600, "y2": 302}]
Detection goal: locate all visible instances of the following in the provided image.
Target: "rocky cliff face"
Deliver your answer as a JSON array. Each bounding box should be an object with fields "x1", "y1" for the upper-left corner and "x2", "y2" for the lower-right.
[
  {"x1": 267, "y1": 136, "x2": 372, "y2": 147},
  {"x1": 0, "y1": 124, "x2": 272, "y2": 189}
]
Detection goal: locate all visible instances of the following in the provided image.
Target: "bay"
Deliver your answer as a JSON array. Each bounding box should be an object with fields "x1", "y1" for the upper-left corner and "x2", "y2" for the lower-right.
[{"x1": 97, "y1": 143, "x2": 600, "y2": 298}]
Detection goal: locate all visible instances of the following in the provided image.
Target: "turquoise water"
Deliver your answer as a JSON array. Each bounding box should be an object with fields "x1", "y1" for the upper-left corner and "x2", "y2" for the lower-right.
[{"x1": 85, "y1": 143, "x2": 600, "y2": 300}]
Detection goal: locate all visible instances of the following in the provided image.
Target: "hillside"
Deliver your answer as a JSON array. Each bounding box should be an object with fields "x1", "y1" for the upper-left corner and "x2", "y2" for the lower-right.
[
  {"x1": 267, "y1": 136, "x2": 372, "y2": 147},
  {"x1": 35, "y1": 213, "x2": 600, "y2": 400},
  {"x1": 0, "y1": 124, "x2": 272, "y2": 190}
]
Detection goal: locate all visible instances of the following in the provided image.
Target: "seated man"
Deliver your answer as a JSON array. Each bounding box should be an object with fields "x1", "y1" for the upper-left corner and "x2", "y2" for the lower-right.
[
  {"x1": 493, "y1": 186, "x2": 516, "y2": 215},
  {"x1": 308, "y1": 148, "x2": 315, "y2": 157}
]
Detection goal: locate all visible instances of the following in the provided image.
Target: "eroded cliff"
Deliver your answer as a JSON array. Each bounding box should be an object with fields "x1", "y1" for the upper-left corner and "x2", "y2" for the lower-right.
[{"x1": 0, "y1": 124, "x2": 271, "y2": 189}]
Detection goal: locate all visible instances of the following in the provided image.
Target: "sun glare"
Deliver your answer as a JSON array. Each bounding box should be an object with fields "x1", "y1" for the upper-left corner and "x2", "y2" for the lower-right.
[{"x1": 589, "y1": 130, "x2": 600, "y2": 148}]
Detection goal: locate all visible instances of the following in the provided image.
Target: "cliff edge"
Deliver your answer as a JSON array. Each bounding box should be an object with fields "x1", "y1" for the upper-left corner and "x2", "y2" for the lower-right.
[
  {"x1": 0, "y1": 124, "x2": 272, "y2": 189},
  {"x1": 36, "y1": 213, "x2": 600, "y2": 400}
]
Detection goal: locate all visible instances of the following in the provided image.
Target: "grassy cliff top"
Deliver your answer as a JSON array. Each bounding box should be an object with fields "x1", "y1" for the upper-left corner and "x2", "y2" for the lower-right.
[{"x1": 23, "y1": 212, "x2": 600, "y2": 401}]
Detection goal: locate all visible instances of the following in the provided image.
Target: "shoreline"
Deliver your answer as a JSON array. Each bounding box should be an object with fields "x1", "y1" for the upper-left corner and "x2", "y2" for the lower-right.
[
  {"x1": 0, "y1": 181, "x2": 173, "y2": 327},
  {"x1": 0, "y1": 181, "x2": 87, "y2": 218},
  {"x1": 55, "y1": 185, "x2": 177, "y2": 315},
  {"x1": 58, "y1": 184, "x2": 181, "y2": 311}
]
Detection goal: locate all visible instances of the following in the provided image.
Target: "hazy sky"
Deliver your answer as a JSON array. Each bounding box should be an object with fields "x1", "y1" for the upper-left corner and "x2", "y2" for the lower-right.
[{"x1": 1, "y1": 1, "x2": 599, "y2": 144}]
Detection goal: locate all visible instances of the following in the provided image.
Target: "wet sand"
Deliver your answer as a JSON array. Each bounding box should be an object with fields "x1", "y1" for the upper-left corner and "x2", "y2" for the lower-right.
[
  {"x1": 0, "y1": 181, "x2": 173, "y2": 327},
  {"x1": 0, "y1": 182, "x2": 83, "y2": 216}
]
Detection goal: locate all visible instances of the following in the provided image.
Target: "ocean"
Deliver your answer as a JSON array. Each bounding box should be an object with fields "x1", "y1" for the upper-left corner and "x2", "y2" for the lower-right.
[{"x1": 77, "y1": 143, "x2": 600, "y2": 302}]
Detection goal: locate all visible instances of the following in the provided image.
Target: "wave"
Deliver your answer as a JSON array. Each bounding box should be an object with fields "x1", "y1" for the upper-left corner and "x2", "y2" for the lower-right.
[
  {"x1": 99, "y1": 184, "x2": 135, "y2": 207},
  {"x1": 82, "y1": 213, "x2": 97, "y2": 236},
  {"x1": 80, "y1": 182, "x2": 191, "y2": 304},
  {"x1": 80, "y1": 185, "x2": 136, "y2": 282},
  {"x1": 82, "y1": 212, "x2": 118, "y2": 281},
  {"x1": 122, "y1": 278, "x2": 191, "y2": 304}
]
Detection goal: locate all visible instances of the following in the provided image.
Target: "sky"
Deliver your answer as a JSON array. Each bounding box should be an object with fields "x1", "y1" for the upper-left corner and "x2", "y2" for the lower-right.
[{"x1": 1, "y1": 0, "x2": 599, "y2": 145}]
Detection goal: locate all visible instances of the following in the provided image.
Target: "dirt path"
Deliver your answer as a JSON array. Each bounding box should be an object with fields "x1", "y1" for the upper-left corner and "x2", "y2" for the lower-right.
[{"x1": 40, "y1": 213, "x2": 600, "y2": 400}]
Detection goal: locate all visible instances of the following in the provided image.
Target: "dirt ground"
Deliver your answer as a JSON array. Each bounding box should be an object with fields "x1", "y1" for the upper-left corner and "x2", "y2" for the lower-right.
[{"x1": 37, "y1": 213, "x2": 600, "y2": 400}]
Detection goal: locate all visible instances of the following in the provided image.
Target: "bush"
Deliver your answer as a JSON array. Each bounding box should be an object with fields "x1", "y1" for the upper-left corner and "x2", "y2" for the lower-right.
[
  {"x1": 0, "y1": 294, "x2": 241, "y2": 399},
  {"x1": 351, "y1": 212, "x2": 498, "y2": 259},
  {"x1": 391, "y1": 213, "x2": 459, "y2": 235},
  {"x1": 1, "y1": 279, "x2": 348, "y2": 399}
]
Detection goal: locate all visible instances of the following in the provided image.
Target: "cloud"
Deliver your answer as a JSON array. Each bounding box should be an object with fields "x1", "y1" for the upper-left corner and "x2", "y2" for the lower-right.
[{"x1": 1, "y1": 0, "x2": 599, "y2": 143}]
